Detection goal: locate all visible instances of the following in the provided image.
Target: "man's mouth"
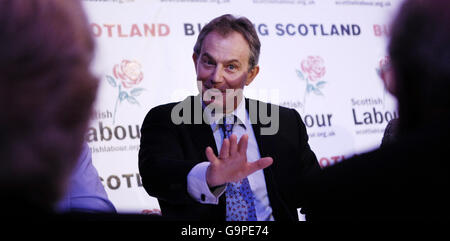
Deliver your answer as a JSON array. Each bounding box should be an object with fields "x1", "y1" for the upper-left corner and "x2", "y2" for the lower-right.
[{"x1": 205, "y1": 87, "x2": 227, "y2": 94}]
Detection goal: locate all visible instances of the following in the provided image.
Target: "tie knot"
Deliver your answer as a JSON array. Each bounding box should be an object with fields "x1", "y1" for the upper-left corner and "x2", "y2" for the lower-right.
[
  {"x1": 218, "y1": 115, "x2": 246, "y2": 139},
  {"x1": 219, "y1": 115, "x2": 237, "y2": 139},
  {"x1": 222, "y1": 115, "x2": 237, "y2": 125}
]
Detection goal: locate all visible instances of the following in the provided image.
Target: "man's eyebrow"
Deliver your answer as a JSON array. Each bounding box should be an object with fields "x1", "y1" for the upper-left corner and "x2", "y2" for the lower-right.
[
  {"x1": 226, "y1": 59, "x2": 241, "y2": 65},
  {"x1": 201, "y1": 52, "x2": 241, "y2": 64},
  {"x1": 201, "y1": 52, "x2": 214, "y2": 60}
]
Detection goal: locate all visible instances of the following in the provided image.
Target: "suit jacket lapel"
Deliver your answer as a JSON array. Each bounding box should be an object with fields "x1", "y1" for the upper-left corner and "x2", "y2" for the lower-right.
[
  {"x1": 187, "y1": 95, "x2": 219, "y2": 162},
  {"x1": 245, "y1": 98, "x2": 277, "y2": 166},
  {"x1": 245, "y1": 98, "x2": 295, "y2": 221}
]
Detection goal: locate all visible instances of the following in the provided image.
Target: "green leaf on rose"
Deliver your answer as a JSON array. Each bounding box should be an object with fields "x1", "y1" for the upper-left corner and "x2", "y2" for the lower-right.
[
  {"x1": 106, "y1": 75, "x2": 117, "y2": 87},
  {"x1": 376, "y1": 68, "x2": 382, "y2": 78},
  {"x1": 313, "y1": 88, "x2": 323, "y2": 96},
  {"x1": 119, "y1": 91, "x2": 128, "y2": 102},
  {"x1": 316, "y1": 81, "x2": 326, "y2": 88},
  {"x1": 307, "y1": 84, "x2": 314, "y2": 93},
  {"x1": 130, "y1": 88, "x2": 145, "y2": 97},
  {"x1": 296, "y1": 69, "x2": 305, "y2": 80},
  {"x1": 126, "y1": 96, "x2": 140, "y2": 106}
]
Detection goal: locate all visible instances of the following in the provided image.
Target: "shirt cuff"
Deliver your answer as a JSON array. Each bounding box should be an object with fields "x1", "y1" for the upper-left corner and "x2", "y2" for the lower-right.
[{"x1": 187, "y1": 162, "x2": 226, "y2": 204}]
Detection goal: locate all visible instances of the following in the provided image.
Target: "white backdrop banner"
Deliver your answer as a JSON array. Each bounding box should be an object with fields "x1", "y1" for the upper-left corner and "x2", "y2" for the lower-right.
[{"x1": 82, "y1": 0, "x2": 401, "y2": 213}]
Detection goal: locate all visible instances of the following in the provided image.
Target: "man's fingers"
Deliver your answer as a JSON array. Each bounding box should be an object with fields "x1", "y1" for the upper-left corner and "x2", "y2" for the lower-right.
[
  {"x1": 219, "y1": 138, "x2": 230, "y2": 160},
  {"x1": 247, "y1": 157, "x2": 273, "y2": 175},
  {"x1": 229, "y1": 134, "x2": 238, "y2": 156},
  {"x1": 237, "y1": 134, "x2": 249, "y2": 155},
  {"x1": 205, "y1": 146, "x2": 218, "y2": 165}
]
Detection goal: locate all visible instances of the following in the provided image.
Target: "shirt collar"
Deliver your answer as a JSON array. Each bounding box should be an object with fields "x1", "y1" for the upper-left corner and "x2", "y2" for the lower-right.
[{"x1": 201, "y1": 97, "x2": 248, "y2": 130}]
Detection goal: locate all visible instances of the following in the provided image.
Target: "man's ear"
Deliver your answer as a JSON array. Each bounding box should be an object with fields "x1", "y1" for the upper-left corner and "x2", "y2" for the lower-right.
[
  {"x1": 245, "y1": 65, "x2": 259, "y2": 86},
  {"x1": 193, "y1": 53, "x2": 198, "y2": 72}
]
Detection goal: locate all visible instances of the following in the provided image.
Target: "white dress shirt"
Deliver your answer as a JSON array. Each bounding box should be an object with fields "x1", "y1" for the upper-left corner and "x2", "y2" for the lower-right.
[{"x1": 187, "y1": 99, "x2": 274, "y2": 221}]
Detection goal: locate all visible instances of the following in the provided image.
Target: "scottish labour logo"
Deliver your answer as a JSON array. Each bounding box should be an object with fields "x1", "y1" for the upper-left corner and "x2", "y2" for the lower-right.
[
  {"x1": 106, "y1": 59, "x2": 145, "y2": 124},
  {"x1": 296, "y1": 56, "x2": 326, "y2": 109}
]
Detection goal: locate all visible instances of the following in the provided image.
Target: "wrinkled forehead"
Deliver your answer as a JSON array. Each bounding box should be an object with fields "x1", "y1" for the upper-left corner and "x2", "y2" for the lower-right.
[{"x1": 200, "y1": 31, "x2": 251, "y2": 63}]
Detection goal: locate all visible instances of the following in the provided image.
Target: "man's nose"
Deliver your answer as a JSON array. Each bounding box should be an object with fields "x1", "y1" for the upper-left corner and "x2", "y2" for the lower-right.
[{"x1": 210, "y1": 66, "x2": 224, "y2": 84}]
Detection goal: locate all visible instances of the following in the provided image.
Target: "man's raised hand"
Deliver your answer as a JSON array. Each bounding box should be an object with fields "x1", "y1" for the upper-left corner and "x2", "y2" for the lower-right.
[{"x1": 205, "y1": 134, "x2": 273, "y2": 187}]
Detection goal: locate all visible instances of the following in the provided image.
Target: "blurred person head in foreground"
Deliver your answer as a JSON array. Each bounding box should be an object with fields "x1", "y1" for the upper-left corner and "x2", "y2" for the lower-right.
[
  {"x1": 388, "y1": 0, "x2": 450, "y2": 133},
  {"x1": 303, "y1": 0, "x2": 450, "y2": 221},
  {"x1": 0, "y1": 0, "x2": 98, "y2": 212}
]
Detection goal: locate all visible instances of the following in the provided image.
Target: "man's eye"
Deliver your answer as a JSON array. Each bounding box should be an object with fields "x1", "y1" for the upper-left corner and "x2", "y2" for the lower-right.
[
  {"x1": 203, "y1": 59, "x2": 214, "y2": 65},
  {"x1": 227, "y1": 64, "x2": 236, "y2": 70}
]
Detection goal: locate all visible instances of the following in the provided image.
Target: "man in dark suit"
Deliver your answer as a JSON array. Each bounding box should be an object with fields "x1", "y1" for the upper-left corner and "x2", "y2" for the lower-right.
[
  {"x1": 302, "y1": 0, "x2": 450, "y2": 221},
  {"x1": 139, "y1": 14, "x2": 319, "y2": 221}
]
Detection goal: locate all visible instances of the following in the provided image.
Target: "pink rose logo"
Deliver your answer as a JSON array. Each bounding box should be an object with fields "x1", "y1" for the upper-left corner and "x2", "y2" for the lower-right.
[
  {"x1": 301, "y1": 56, "x2": 326, "y2": 82},
  {"x1": 113, "y1": 60, "x2": 143, "y2": 88},
  {"x1": 376, "y1": 56, "x2": 394, "y2": 104},
  {"x1": 296, "y1": 56, "x2": 327, "y2": 110},
  {"x1": 296, "y1": 56, "x2": 327, "y2": 99},
  {"x1": 376, "y1": 56, "x2": 391, "y2": 81},
  {"x1": 106, "y1": 59, "x2": 146, "y2": 124}
]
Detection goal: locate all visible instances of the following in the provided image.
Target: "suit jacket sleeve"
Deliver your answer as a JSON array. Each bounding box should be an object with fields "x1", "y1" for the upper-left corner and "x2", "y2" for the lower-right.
[
  {"x1": 293, "y1": 108, "x2": 320, "y2": 176},
  {"x1": 290, "y1": 108, "x2": 321, "y2": 207},
  {"x1": 258, "y1": 104, "x2": 320, "y2": 220},
  {"x1": 138, "y1": 104, "x2": 200, "y2": 205}
]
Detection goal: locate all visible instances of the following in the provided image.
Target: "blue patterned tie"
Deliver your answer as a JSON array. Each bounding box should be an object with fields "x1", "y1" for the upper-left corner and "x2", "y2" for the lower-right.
[{"x1": 219, "y1": 115, "x2": 257, "y2": 221}]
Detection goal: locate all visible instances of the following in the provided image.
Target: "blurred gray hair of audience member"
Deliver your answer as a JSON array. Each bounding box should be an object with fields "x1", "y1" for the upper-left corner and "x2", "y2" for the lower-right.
[{"x1": 0, "y1": 0, "x2": 99, "y2": 213}]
